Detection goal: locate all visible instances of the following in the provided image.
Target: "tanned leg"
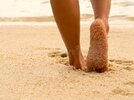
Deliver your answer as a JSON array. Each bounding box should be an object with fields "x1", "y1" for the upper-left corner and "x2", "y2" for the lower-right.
[
  {"x1": 50, "y1": 0, "x2": 86, "y2": 69},
  {"x1": 87, "y1": 0, "x2": 111, "y2": 73}
]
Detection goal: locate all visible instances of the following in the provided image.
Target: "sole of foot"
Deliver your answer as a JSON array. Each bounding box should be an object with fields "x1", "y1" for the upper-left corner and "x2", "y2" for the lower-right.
[{"x1": 86, "y1": 19, "x2": 108, "y2": 73}]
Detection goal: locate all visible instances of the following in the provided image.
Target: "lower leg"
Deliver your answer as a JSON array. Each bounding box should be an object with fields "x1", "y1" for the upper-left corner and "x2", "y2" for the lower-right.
[
  {"x1": 50, "y1": 0, "x2": 85, "y2": 69},
  {"x1": 91, "y1": 0, "x2": 111, "y2": 33},
  {"x1": 87, "y1": 0, "x2": 111, "y2": 72}
]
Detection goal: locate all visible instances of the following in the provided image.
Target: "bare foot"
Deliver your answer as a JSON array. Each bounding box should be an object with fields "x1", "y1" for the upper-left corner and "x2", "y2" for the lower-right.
[
  {"x1": 86, "y1": 19, "x2": 108, "y2": 73},
  {"x1": 68, "y1": 47, "x2": 86, "y2": 70}
]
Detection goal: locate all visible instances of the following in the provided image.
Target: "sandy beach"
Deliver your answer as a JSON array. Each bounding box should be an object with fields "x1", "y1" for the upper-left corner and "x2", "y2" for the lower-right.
[{"x1": 0, "y1": 21, "x2": 134, "y2": 100}]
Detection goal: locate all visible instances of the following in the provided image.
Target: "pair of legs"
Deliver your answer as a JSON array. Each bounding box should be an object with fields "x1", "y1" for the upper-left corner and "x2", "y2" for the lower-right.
[{"x1": 50, "y1": 0, "x2": 111, "y2": 72}]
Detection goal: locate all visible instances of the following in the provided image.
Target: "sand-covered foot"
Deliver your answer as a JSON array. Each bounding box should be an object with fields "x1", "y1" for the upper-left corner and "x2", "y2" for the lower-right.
[{"x1": 87, "y1": 19, "x2": 108, "y2": 73}]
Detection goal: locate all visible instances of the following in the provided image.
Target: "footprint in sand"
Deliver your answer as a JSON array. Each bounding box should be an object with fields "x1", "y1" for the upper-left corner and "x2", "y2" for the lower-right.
[
  {"x1": 124, "y1": 81, "x2": 134, "y2": 86},
  {"x1": 109, "y1": 59, "x2": 134, "y2": 65},
  {"x1": 48, "y1": 51, "x2": 67, "y2": 58},
  {"x1": 36, "y1": 47, "x2": 61, "y2": 51},
  {"x1": 48, "y1": 49, "x2": 134, "y2": 70},
  {"x1": 48, "y1": 50, "x2": 69, "y2": 66},
  {"x1": 111, "y1": 87, "x2": 134, "y2": 96},
  {"x1": 123, "y1": 66, "x2": 134, "y2": 71},
  {"x1": 109, "y1": 59, "x2": 134, "y2": 71}
]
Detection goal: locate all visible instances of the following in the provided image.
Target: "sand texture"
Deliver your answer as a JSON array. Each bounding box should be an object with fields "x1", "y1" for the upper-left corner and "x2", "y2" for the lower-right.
[{"x1": 0, "y1": 22, "x2": 134, "y2": 100}]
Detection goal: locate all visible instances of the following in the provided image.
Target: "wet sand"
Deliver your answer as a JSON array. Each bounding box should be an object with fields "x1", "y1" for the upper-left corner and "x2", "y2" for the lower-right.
[
  {"x1": 0, "y1": 15, "x2": 134, "y2": 22},
  {"x1": 0, "y1": 21, "x2": 134, "y2": 100}
]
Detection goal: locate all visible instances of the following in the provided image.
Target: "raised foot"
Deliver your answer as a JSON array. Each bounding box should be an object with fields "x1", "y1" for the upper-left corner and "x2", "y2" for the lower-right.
[{"x1": 86, "y1": 19, "x2": 108, "y2": 73}]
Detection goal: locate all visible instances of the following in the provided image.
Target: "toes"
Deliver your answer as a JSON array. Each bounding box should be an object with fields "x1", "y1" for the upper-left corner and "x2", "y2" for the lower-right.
[
  {"x1": 71, "y1": 59, "x2": 86, "y2": 70},
  {"x1": 95, "y1": 66, "x2": 108, "y2": 73}
]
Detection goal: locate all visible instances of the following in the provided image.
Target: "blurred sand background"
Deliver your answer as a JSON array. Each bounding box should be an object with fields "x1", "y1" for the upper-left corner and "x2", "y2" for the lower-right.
[{"x1": 0, "y1": 0, "x2": 134, "y2": 100}]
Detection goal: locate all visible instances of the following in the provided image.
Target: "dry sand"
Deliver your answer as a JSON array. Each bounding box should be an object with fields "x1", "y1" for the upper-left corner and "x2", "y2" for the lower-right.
[{"x1": 0, "y1": 21, "x2": 134, "y2": 100}]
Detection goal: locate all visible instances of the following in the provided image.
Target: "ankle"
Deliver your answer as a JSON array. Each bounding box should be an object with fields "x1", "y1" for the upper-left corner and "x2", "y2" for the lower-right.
[
  {"x1": 68, "y1": 45, "x2": 81, "y2": 55},
  {"x1": 68, "y1": 45, "x2": 84, "y2": 60}
]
